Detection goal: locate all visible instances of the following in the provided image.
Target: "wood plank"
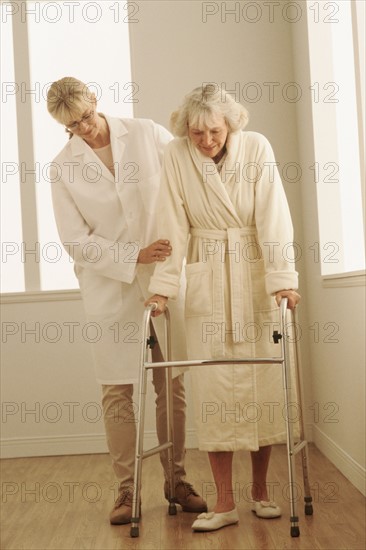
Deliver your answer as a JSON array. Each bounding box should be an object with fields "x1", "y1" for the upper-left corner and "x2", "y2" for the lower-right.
[{"x1": 1, "y1": 445, "x2": 365, "y2": 549}]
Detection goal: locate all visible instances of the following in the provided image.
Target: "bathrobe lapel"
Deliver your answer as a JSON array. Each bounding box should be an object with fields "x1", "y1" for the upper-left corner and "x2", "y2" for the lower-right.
[{"x1": 187, "y1": 133, "x2": 243, "y2": 226}]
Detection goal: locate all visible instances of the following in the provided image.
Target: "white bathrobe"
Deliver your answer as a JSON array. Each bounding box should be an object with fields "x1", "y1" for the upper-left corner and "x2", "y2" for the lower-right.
[{"x1": 149, "y1": 130, "x2": 299, "y2": 451}]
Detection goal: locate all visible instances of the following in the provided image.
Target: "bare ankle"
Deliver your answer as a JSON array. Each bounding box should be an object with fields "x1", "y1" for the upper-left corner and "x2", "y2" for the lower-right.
[
  {"x1": 252, "y1": 492, "x2": 269, "y2": 502},
  {"x1": 214, "y1": 501, "x2": 235, "y2": 513}
]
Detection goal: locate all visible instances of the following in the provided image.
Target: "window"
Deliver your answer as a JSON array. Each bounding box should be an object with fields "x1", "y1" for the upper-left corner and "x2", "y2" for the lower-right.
[
  {"x1": 1, "y1": 8, "x2": 24, "y2": 292},
  {"x1": 1, "y1": 0, "x2": 134, "y2": 292},
  {"x1": 307, "y1": 0, "x2": 365, "y2": 275}
]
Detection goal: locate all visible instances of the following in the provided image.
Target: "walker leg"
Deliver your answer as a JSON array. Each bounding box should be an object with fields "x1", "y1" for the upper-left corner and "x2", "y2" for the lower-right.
[
  {"x1": 292, "y1": 308, "x2": 314, "y2": 518},
  {"x1": 301, "y1": 447, "x2": 313, "y2": 515},
  {"x1": 129, "y1": 321, "x2": 151, "y2": 538},
  {"x1": 130, "y1": 474, "x2": 143, "y2": 537},
  {"x1": 130, "y1": 440, "x2": 143, "y2": 537},
  {"x1": 280, "y1": 301, "x2": 301, "y2": 537},
  {"x1": 164, "y1": 317, "x2": 177, "y2": 516}
]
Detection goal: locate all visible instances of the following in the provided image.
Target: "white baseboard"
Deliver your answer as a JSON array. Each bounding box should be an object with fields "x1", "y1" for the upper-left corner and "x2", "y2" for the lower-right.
[
  {"x1": 0, "y1": 429, "x2": 199, "y2": 459},
  {"x1": 312, "y1": 425, "x2": 366, "y2": 496},
  {"x1": 0, "y1": 434, "x2": 108, "y2": 458}
]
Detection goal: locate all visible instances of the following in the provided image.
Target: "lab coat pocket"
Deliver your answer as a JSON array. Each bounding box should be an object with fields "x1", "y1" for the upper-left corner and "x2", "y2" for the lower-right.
[
  {"x1": 79, "y1": 269, "x2": 123, "y2": 320},
  {"x1": 185, "y1": 262, "x2": 213, "y2": 317}
]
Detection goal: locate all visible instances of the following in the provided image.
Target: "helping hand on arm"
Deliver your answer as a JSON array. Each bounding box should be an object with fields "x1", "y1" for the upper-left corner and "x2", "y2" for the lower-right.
[{"x1": 137, "y1": 240, "x2": 172, "y2": 264}]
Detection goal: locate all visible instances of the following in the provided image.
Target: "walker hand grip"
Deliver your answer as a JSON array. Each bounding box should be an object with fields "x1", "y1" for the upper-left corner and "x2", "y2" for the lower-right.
[
  {"x1": 272, "y1": 298, "x2": 288, "y2": 344},
  {"x1": 280, "y1": 297, "x2": 289, "y2": 312}
]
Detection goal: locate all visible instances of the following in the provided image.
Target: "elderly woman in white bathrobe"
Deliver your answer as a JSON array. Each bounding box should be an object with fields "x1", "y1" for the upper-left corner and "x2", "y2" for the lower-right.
[{"x1": 146, "y1": 84, "x2": 301, "y2": 532}]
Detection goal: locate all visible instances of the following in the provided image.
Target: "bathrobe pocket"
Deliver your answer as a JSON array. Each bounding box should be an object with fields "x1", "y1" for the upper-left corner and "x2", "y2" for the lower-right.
[{"x1": 184, "y1": 262, "x2": 213, "y2": 317}]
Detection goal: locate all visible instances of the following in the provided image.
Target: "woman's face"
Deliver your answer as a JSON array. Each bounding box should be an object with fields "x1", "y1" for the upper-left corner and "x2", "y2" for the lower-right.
[
  {"x1": 188, "y1": 114, "x2": 228, "y2": 159},
  {"x1": 65, "y1": 101, "x2": 102, "y2": 140}
]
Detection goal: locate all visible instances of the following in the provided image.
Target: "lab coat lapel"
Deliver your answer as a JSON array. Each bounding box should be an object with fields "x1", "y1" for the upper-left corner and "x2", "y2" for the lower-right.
[
  {"x1": 69, "y1": 133, "x2": 113, "y2": 184},
  {"x1": 69, "y1": 115, "x2": 128, "y2": 184},
  {"x1": 104, "y1": 115, "x2": 128, "y2": 186}
]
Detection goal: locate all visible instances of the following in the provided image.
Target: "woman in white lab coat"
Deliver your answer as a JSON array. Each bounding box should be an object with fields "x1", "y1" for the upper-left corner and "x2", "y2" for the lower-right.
[
  {"x1": 146, "y1": 85, "x2": 301, "y2": 532},
  {"x1": 47, "y1": 77, "x2": 207, "y2": 524}
]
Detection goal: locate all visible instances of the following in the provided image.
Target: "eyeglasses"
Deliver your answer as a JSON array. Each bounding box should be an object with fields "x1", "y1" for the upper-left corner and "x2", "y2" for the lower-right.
[{"x1": 66, "y1": 111, "x2": 95, "y2": 131}]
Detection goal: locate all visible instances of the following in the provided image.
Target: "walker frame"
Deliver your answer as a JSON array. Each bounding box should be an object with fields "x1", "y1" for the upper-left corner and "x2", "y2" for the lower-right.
[{"x1": 130, "y1": 298, "x2": 313, "y2": 538}]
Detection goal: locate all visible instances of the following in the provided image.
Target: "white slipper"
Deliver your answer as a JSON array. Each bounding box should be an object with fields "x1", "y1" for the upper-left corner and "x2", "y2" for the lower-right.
[
  {"x1": 251, "y1": 500, "x2": 281, "y2": 518},
  {"x1": 192, "y1": 508, "x2": 239, "y2": 531}
]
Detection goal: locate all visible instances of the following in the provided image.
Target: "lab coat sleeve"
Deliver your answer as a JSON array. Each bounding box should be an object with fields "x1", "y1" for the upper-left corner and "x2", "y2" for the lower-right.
[
  {"x1": 153, "y1": 122, "x2": 174, "y2": 163},
  {"x1": 253, "y1": 134, "x2": 299, "y2": 295},
  {"x1": 148, "y1": 145, "x2": 190, "y2": 299},
  {"x1": 51, "y1": 171, "x2": 138, "y2": 284}
]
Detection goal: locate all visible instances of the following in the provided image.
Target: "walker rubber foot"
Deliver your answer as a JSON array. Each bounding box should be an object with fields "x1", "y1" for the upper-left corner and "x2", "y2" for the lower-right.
[
  {"x1": 291, "y1": 526, "x2": 300, "y2": 537},
  {"x1": 304, "y1": 496, "x2": 313, "y2": 515},
  {"x1": 305, "y1": 504, "x2": 313, "y2": 515},
  {"x1": 168, "y1": 503, "x2": 177, "y2": 515},
  {"x1": 130, "y1": 526, "x2": 139, "y2": 538}
]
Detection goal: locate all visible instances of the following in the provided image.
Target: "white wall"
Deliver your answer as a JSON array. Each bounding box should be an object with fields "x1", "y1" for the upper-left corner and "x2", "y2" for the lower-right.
[
  {"x1": 291, "y1": 10, "x2": 365, "y2": 495},
  {"x1": 2, "y1": 0, "x2": 364, "y2": 496},
  {"x1": 1, "y1": 292, "x2": 199, "y2": 456},
  {"x1": 1, "y1": 294, "x2": 105, "y2": 457}
]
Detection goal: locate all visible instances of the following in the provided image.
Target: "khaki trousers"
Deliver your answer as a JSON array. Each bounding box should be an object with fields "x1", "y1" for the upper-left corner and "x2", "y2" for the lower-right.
[{"x1": 102, "y1": 351, "x2": 186, "y2": 490}]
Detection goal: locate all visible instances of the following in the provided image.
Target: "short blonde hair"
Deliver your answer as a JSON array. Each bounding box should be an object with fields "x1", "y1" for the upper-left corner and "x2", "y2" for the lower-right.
[
  {"x1": 47, "y1": 77, "x2": 95, "y2": 126},
  {"x1": 170, "y1": 84, "x2": 249, "y2": 137}
]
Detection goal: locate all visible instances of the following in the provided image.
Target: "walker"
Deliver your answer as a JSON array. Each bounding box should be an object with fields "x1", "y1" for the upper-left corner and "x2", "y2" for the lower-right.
[{"x1": 130, "y1": 298, "x2": 313, "y2": 538}]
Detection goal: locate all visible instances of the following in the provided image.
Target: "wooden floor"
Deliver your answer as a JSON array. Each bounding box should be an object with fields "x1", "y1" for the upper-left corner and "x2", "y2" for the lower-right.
[{"x1": 1, "y1": 444, "x2": 365, "y2": 550}]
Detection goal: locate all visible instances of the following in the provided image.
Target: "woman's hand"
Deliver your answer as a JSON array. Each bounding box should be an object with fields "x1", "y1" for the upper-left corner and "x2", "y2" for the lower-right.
[
  {"x1": 138, "y1": 240, "x2": 172, "y2": 264},
  {"x1": 144, "y1": 295, "x2": 168, "y2": 317},
  {"x1": 275, "y1": 289, "x2": 301, "y2": 310}
]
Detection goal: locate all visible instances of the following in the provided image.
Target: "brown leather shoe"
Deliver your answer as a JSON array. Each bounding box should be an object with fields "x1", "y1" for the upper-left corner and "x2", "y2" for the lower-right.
[
  {"x1": 164, "y1": 480, "x2": 207, "y2": 513},
  {"x1": 110, "y1": 489, "x2": 140, "y2": 525}
]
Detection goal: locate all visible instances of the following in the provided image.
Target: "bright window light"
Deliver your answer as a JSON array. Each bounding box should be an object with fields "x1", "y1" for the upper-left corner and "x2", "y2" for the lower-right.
[
  {"x1": 0, "y1": 7, "x2": 24, "y2": 292},
  {"x1": 1, "y1": 1, "x2": 134, "y2": 292},
  {"x1": 308, "y1": 0, "x2": 365, "y2": 275}
]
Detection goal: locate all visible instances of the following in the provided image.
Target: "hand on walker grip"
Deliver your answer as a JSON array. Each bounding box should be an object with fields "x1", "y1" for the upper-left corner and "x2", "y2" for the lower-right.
[
  {"x1": 144, "y1": 295, "x2": 168, "y2": 317},
  {"x1": 275, "y1": 290, "x2": 301, "y2": 310}
]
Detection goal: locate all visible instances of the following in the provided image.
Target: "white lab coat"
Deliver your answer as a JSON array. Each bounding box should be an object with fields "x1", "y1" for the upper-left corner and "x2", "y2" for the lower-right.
[{"x1": 51, "y1": 115, "x2": 187, "y2": 384}]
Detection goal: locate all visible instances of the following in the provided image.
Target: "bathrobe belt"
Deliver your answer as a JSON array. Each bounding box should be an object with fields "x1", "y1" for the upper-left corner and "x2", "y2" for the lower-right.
[{"x1": 190, "y1": 227, "x2": 257, "y2": 356}]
